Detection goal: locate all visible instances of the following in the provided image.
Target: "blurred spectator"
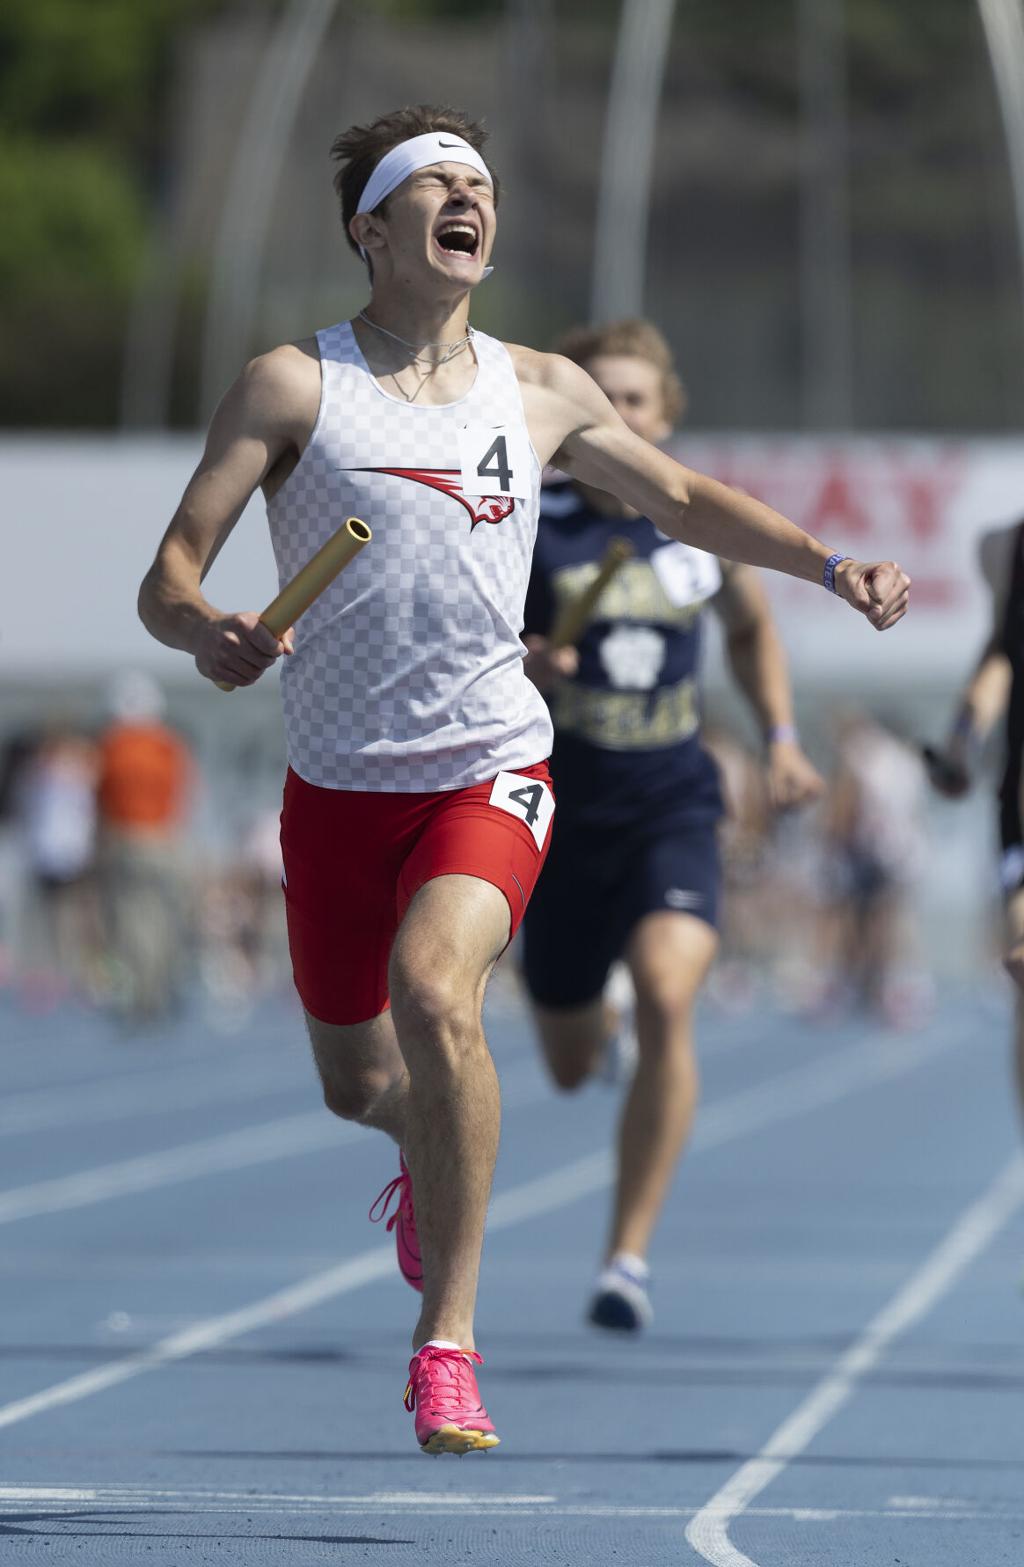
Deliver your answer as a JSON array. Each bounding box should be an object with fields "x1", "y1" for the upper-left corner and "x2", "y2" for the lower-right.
[
  {"x1": 815, "y1": 710, "x2": 932, "y2": 1028},
  {"x1": 94, "y1": 671, "x2": 194, "y2": 1025},
  {"x1": 0, "y1": 727, "x2": 38, "y2": 987},
  {"x1": 15, "y1": 724, "x2": 99, "y2": 1004},
  {"x1": 237, "y1": 806, "x2": 289, "y2": 988},
  {"x1": 197, "y1": 807, "x2": 288, "y2": 1021},
  {"x1": 702, "y1": 725, "x2": 774, "y2": 1011}
]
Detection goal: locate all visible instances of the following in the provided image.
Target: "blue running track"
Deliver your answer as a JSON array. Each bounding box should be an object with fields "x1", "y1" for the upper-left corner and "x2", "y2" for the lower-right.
[{"x1": 1, "y1": 979, "x2": 1021, "y2": 1565}]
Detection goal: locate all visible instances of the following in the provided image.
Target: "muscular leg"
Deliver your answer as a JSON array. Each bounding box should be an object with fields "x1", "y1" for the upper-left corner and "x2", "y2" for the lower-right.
[
  {"x1": 607, "y1": 911, "x2": 718, "y2": 1261},
  {"x1": 530, "y1": 995, "x2": 608, "y2": 1091},
  {"x1": 305, "y1": 1006, "x2": 409, "y2": 1142},
  {"x1": 388, "y1": 873, "x2": 510, "y2": 1352},
  {"x1": 309, "y1": 874, "x2": 508, "y2": 1348}
]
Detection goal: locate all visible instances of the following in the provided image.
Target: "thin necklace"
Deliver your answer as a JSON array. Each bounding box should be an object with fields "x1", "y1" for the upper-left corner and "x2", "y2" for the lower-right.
[
  {"x1": 357, "y1": 310, "x2": 473, "y2": 359},
  {"x1": 356, "y1": 311, "x2": 473, "y2": 403}
]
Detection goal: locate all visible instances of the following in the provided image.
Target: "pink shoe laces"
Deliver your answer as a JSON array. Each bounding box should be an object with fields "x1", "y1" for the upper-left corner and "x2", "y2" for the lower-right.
[
  {"x1": 368, "y1": 1166, "x2": 413, "y2": 1236},
  {"x1": 403, "y1": 1347, "x2": 485, "y2": 1414}
]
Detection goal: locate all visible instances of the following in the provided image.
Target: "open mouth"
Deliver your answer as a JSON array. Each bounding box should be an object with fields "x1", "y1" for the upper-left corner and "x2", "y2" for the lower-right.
[{"x1": 435, "y1": 221, "x2": 480, "y2": 260}]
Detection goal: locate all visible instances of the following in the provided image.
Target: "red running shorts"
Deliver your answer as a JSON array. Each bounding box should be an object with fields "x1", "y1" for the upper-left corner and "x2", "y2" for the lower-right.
[{"x1": 279, "y1": 761, "x2": 554, "y2": 1025}]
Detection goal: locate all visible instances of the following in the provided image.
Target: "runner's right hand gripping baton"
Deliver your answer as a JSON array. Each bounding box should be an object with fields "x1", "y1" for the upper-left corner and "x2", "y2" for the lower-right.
[
  {"x1": 216, "y1": 516, "x2": 372, "y2": 692},
  {"x1": 549, "y1": 536, "x2": 633, "y2": 649}
]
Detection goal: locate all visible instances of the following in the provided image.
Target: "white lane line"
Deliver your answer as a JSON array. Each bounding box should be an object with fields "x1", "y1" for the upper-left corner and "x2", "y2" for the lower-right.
[
  {"x1": 685, "y1": 1152, "x2": 1024, "y2": 1567},
  {"x1": 0, "y1": 1020, "x2": 966, "y2": 1432},
  {"x1": 0, "y1": 1055, "x2": 540, "y2": 1141},
  {"x1": 0, "y1": 1010, "x2": 533, "y2": 1139},
  {"x1": 1, "y1": 1486, "x2": 1022, "y2": 1525},
  {"x1": 0, "y1": 1114, "x2": 348, "y2": 1223},
  {"x1": 0, "y1": 1487, "x2": 102, "y2": 1501},
  {"x1": 0, "y1": 1015, "x2": 298, "y2": 1071},
  {"x1": 0, "y1": 1487, "x2": 557, "y2": 1507},
  {"x1": 692, "y1": 1026, "x2": 956, "y2": 1152},
  {"x1": 0, "y1": 1015, "x2": 958, "y2": 1228},
  {"x1": 0, "y1": 1062, "x2": 309, "y2": 1139},
  {"x1": 0, "y1": 1247, "x2": 398, "y2": 1431},
  {"x1": 0, "y1": 1144, "x2": 615, "y2": 1432},
  {"x1": 487, "y1": 1150, "x2": 611, "y2": 1225},
  {"x1": 0, "y1": 1063, "x2": 549, "y2": 1226}
]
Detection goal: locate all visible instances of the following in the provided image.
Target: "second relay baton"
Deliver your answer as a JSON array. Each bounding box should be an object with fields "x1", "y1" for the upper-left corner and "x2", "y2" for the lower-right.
[
  {"x1": 550, "y1": 536, "x2": 633, "y2": 649},
  {"x1": 217, "y1": 515, "x2": 372, "y2": 692}
]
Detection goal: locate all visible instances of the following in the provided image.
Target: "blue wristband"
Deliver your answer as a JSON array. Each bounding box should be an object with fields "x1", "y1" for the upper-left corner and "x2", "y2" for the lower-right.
[
  {"x1": 823, "y1": 552, "x2": 849, "y2": 594},
  {"x1": 767, "y1": 724, "x2": 799, "y2": 746}
]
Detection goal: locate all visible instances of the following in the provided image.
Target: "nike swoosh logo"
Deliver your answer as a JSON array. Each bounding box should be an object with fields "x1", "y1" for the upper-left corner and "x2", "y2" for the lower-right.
[
  {"x1": 438, "y1": 139, "x2": 464, "y2": 148},
  {"x1": 666, "y1": 889, "x2": 703, "y2": 908}
]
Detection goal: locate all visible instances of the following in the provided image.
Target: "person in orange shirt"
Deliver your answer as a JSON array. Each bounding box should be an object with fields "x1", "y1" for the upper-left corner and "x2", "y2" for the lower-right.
[{"x1": 95, "y1": 671, "x2": 194, "y2": 1024}]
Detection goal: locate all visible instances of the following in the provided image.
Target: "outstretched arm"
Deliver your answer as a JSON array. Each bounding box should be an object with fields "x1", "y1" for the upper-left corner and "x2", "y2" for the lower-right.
[
  {"x1": 924, "y1": 525, "x2": 1015, "y2": 796},
  {"x1": 520, "y1": 352, "x2": 910, "y2": 631},
  {"x1": 924, "y1": 635, "x2": 1010, "y2": 797},
  {"x1": 952, "y1": 630, "x2": 1012, "y2": 744},
  {"x1": 713, "y1": 562, "x2": 825, "y2": 809},
  {"x1": 138, "y1": 344, "x2": 316, "y2": 688}
]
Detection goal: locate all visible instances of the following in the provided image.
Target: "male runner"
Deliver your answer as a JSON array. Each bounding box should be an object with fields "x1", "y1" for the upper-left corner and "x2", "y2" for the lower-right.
[
  {"x1": 925, "y1": 522, "x2": 1023, "y2": 1101},
  {"x1": 520, "y1": 318, "x2": 824, "y2": 1331},
  {"x1": 138, "y1": 104, "x2": 909, "y2": 1455}
]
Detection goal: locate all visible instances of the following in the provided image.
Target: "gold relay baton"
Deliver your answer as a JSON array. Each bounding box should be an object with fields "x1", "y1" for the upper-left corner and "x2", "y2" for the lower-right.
[
  {"x1": 216, "y1": 516, "x2": 372, "y2": 692},
  {"x1": 549, "y1": 535, "x2": 633, "y2": 649}
]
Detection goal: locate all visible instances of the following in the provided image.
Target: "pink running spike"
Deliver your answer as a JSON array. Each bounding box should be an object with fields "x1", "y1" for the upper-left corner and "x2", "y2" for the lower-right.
[
  {"x1": 404, "y1": 1346, "x2": 500, "y2": 1454},
  {"x1": 369, "y1": 1151, "x2": 422, "y2": 1292}
]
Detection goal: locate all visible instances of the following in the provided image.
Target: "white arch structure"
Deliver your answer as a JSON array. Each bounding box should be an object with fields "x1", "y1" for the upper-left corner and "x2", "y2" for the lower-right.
[
  {"x1": 977, "y1": 0, "x2": 1024, "y2": 330},
  {"x1": 199, "y1": 0, "x2": 342, "y2": 419},
  {"x1": 590, "y1": 0, "x2": 677, "y2": 323},
  {"x1": 139, "y1": 0, "x2": 1024, "y2": 426}
]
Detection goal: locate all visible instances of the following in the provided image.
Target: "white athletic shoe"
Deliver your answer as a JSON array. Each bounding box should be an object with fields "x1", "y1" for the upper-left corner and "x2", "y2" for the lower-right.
[
  {"x1": 598, "y1": 1015, "x2": 639, "y2": 1085},
  {"x1": 598, "y1": 963, "x2": 639, "y2": 1085},
  {"x1": 588, "y1": 1254, "x2": 653, "y2": 1333}
]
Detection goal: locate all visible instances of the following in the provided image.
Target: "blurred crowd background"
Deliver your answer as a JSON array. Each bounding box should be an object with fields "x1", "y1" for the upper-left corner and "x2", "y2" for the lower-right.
[{"x1": 1, "y1": 0, "x2": 1020, "y2": 1030}]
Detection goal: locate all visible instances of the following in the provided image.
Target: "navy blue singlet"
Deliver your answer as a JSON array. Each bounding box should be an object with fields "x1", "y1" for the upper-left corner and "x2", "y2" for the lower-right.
[{"x1": 524, "y1": 481, "x2": 724, "y2": 833}]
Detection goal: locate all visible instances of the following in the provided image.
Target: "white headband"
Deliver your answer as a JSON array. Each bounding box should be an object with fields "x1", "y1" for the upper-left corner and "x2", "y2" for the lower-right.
[{"x1": 356, "y1": 132, "x2": 492, "y2": 216}]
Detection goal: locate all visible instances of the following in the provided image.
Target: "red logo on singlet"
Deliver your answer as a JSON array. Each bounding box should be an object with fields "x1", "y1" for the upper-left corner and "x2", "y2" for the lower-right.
[{"x1": 354, "y1": 468, "x2": 516, "y2": 529}]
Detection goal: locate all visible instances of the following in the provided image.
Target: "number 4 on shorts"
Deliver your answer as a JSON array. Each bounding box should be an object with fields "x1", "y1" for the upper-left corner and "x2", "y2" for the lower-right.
[{"x1": 489, "y1": 770, "x2": 555, "y2": 850}]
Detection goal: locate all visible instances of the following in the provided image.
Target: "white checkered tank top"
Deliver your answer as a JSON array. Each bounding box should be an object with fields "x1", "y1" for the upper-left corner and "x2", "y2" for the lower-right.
[{"x1": 266, "y1": 320, "x2": 553, "y2": 791}]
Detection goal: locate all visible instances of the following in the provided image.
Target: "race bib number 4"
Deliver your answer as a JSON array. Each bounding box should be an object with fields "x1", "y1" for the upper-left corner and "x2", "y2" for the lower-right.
[
  {"x1": 488, "y1": 770, "x2": 555, "y2": 850},
  {"x1": 458, "y1": 424, "x2": 534, "y2": 500}
]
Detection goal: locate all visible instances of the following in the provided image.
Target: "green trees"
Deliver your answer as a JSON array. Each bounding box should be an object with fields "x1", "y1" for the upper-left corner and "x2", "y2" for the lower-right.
[
  {"x1": 0, "y1": 0, "x2": 218, "y2": 425},
  {"x1": 0, "y1": 0, "x2": 1017, "y2": 429}
]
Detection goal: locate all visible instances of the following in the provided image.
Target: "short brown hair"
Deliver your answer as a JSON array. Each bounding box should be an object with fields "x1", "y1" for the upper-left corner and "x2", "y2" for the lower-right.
[
  {"x1": 555, "y1": 318, "x2": 687, "y2": 427},
  {"x1": 331, "y1": 105, "x2": 499, "y2": 260}
]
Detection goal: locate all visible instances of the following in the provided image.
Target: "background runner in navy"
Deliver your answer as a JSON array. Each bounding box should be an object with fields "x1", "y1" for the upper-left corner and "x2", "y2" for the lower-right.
[{"x1": 521, "y1": 319, "x2": 824, "y2": 1331}]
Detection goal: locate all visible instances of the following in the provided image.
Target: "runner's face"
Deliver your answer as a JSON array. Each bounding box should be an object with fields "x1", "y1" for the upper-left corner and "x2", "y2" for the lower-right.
[
  {"x1": 375, "y1": 161, "x2": 496, "y2": 286},
  {"x1": 583, "y1": 354, "x2": 672, "y2": 443}
]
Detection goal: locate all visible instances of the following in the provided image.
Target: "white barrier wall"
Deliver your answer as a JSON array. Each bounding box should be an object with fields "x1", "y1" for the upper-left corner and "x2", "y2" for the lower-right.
[
  {"x1": 0, "y1": 434, "x2": 1016, "y2": 680},
  {"x1": 1, "y1": 437, "x2": 276, "y2": 678},
  {"x1": 673, "y1": 434, "x2": 1015, "y2": 684}
]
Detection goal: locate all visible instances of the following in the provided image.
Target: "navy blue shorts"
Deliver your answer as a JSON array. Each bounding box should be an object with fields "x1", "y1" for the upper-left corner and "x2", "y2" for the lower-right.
[{"x1": 521, "y1": 817, "x2": 721, "y2": 1010}]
